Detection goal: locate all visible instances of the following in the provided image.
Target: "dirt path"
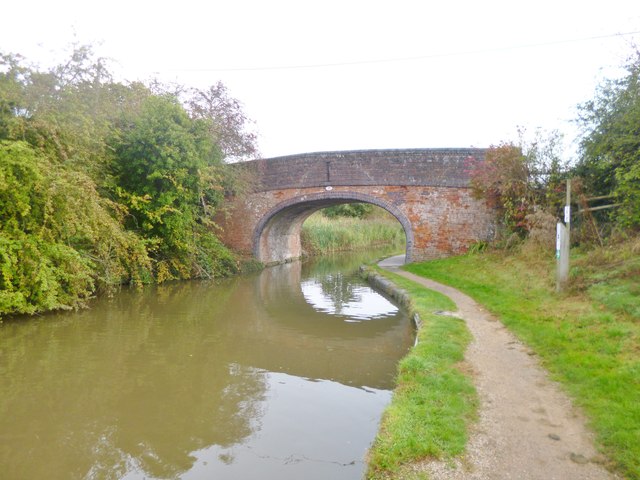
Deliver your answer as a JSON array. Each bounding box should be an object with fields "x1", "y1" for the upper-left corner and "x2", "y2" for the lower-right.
[{"x1": 379, "y1": 256, "x2": 619, "y2": 480}]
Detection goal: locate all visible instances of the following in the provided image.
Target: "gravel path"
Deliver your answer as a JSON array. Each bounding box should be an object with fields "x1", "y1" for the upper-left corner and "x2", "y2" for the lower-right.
[{"x1": 379, "y1": 255, "x2": 619, "y2": 480}]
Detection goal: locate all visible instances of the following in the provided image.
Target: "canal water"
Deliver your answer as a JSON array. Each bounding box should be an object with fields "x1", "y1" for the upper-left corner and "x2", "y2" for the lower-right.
[{"x1": 0, "y1": 251, "x2": 414, "y2": 480}]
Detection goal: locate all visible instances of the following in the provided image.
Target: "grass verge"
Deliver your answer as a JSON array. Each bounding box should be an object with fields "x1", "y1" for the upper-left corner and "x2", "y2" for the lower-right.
[
  {"x1": 301, "y1": 212, "x2": 405, "y2": 255},
  {"x1": 404, "y1": 239, "x2": 640, "y2": 479},
  {"x1": 362, "y1": 266, "x2": 478, "y2": 479}
]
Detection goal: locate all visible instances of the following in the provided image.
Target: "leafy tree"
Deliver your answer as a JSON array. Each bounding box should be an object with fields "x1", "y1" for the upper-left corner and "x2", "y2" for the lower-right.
[
  {"x1": 1, "y1": 47, "x2": 103, "y2": 156},
  {"x1": 111, "y1": 94, "x2": 237, "y2": 280},
  {"x1": 576, "y1": 50, "x2": 640, "y2": 229}
]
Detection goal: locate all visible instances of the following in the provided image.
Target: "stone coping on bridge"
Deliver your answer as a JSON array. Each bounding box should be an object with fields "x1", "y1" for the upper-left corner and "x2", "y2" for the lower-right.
[{"x1": 240, "y1": 148, "x2": 487, "y2": 191}]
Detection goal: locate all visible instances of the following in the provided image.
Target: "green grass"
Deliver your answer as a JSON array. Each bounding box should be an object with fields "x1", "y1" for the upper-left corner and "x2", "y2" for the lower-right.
[
  {"x1": 404, "y1": 239, "x2": 640, "y2": 479},
  {"x1": 301, "y1": 212, "x2": 405, "y2": 255},
  {"x1": 363, "y1": 267, "x2": 477, "y2": 479},
  {"x1": 589, "y1": 280, "x2": 640, "y2": 317},
  {"x1": 571, "y1": 238, "x2": 640, "y2": 318}
]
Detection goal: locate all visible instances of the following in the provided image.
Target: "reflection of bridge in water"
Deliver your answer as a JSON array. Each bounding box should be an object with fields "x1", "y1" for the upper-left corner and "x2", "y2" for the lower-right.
[{"x1": 225, "y1": 259, "x2": 414, "y2": 390}]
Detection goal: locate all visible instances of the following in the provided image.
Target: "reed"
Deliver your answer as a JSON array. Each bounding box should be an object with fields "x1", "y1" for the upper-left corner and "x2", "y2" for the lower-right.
[{"x1": 301, "y1": 211, "x2": 405, "y2": 255}]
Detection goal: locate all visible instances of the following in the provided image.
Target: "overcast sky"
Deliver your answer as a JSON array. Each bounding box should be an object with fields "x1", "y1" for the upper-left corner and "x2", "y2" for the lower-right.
[{"x1": 2, "y1": 0, "x2": 639, "y2": 159}]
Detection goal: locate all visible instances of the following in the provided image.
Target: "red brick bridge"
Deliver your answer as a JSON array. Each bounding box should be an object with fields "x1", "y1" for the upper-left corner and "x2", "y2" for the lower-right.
[{"x1": 217, "y1": 149, "x2": 495, "y2": 264}]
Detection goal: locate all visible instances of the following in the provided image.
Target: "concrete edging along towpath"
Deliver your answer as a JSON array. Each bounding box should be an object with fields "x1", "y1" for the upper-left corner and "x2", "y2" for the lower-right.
[{"x1": 374, "y1": 255, "x2": 619, "y2": 480}]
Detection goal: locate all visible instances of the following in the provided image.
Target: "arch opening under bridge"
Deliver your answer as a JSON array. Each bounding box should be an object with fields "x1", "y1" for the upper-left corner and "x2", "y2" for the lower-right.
[{"x1": 253, "y1": 191, "x2": 415, "y2": 264}]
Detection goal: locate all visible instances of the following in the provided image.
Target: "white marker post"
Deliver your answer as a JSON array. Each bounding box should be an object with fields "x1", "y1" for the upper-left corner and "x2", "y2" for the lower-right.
[
  {"x1": 556, "y1": 222, "x2": 569, "y2": 292},
  {"x1": 556, "y1": 180, "x2": 571, "y2": 292}
]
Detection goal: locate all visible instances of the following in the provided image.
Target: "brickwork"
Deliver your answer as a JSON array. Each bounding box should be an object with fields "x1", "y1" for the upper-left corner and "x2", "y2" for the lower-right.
[
  {"x1": 218, "y1": 149, "x2": 495, "y2": 264},
  {"x1": 245, "y1": 148, "x2": 484, "y2": 191}
]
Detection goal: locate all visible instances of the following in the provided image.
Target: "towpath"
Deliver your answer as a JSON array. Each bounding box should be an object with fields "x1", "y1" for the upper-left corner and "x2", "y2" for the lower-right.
[{"x1": 378, "y1": 255, "x2": 618, "y2": 480}]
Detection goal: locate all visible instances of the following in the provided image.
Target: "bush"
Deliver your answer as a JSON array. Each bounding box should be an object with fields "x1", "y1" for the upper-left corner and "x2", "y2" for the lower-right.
[
  {"x1": 467, "y1": 129, "x2": 567, "y2": 239},
  {"x1": 0, "y1": 141, "x2": 151, "y2": 316}
]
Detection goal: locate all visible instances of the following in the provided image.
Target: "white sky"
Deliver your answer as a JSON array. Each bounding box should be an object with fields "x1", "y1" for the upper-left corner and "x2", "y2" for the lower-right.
[{"x1": 2, "y1": 0, "x2": 639, "y2": 159}]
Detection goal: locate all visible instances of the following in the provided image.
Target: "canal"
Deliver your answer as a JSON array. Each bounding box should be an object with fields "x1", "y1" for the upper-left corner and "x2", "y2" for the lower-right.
[{"x1": 0, "y1": 251, "x2": 414, "y2": 479}]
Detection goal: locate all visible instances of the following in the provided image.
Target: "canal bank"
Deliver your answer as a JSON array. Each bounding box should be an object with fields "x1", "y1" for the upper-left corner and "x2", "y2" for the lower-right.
[{"x1": 365, "y1": 256, "x2": 617, "y2": 480}]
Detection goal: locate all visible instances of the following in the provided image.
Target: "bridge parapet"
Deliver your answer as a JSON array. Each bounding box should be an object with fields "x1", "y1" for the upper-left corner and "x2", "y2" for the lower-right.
[{"x1": 242, "y1": 148, "x2": 486, "y2": 191}]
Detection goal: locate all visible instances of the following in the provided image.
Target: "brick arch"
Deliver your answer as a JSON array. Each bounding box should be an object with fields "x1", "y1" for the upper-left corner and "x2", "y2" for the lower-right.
[
  {"x1": 253, "y1": 191, "x2": 415, "y2": 264},
  {"x1": 217, "y1": 149, "x2": 496, "y2": 263}
]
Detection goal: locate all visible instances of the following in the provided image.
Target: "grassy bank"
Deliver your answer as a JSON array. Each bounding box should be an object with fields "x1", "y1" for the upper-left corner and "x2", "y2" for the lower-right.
[
  {"x1": 404, "y1": 238, "x2": 640, "y2": 479},
  {"x1": 362, "y1": 267, "x2": 477, "y2": 479},
  {"x1": 301, "y1": 211, "x2": 405, "y2": 255}
]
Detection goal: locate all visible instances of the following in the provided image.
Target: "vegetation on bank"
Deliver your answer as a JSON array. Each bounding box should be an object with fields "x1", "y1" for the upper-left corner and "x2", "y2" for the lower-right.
[
  {"x1": 362, "y1": 267, "x2": 477, "y2": 480},
  {"x1": 467, "y1": 49, "x2": 640, "y2": 243},
  {"x1": 404, "y1": 238, "x2": 640, "y2": 479},
  {"x1": 449, "y1": 51, "x2": 640, "y2": 479},
  {"x1": 301, "y1": 208, "x2": 405, "y2": 255},
  {"x1": 0, "y1": 46, "x2": 257, "y2": 318}
]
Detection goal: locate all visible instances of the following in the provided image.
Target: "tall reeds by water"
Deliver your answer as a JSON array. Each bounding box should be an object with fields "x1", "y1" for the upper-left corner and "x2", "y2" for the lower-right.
[{"x1": 301, "y1": 211, "x2": 405, "y2": 255}]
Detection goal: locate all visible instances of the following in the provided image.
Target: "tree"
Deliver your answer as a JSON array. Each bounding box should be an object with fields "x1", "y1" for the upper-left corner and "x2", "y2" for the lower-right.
[
  {"x1": 0, "y1": 46, "x2": 154, "y2": 185},
  {"x1": 576, "y1": 50, "x2": 640, "y2": 229},
  {"x1": 111, "y1": 94, "x2": 236, "y2": 280},
  {"x1": 185, "y1": 82, "x2": 258, "y2": 161}
]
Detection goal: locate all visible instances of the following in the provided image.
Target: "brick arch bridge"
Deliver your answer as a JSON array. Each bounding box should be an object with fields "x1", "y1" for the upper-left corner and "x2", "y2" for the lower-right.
[{"x1": 217, "y1": 149, "x2": 495, "y2": 264}]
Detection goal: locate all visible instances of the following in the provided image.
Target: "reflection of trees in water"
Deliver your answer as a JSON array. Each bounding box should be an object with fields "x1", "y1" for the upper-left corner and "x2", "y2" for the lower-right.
[
  {"x1": 0, "y1": 280, "x2": 267, "y2": 480},
  {"x1": 302, "y1": 247, "x2": 398, "y2": 278},
  {"x1": 302, "y1": 247, "x2": 399, "y2": 317},
  {"x1": 315, "y1": 272, "x2": 360, "y2": 316}
]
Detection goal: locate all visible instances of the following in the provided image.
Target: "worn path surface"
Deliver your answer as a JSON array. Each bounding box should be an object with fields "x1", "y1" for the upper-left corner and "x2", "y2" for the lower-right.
[{"x1": 378, "y1": 255, "x2": 619, "y2": 480}]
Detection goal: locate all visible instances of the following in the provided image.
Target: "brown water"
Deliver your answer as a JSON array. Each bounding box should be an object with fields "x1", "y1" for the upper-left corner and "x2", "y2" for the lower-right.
[{"x1": 0, "y1": 252, "x2": 414, "y2": 480}]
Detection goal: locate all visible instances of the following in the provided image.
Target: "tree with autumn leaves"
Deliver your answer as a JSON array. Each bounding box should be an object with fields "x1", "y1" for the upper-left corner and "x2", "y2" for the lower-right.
[{"x1": 467, "y1": 129, "x2": 567, "y2": 240}]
